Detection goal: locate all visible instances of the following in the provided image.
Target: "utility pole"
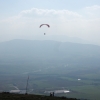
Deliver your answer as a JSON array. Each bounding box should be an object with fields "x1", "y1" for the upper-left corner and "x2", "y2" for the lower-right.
[{"x1": 26, "y1": 75, "x2": 29, "y2": 94}]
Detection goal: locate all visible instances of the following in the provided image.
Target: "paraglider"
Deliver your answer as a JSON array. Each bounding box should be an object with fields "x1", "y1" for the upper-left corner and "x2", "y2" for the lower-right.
[
  {"x1": 39, "y1": 24, "x2": 50, "y2": 35},
  {"x1": 44, "y1": 33, "x2": 46, "y2": 35}
]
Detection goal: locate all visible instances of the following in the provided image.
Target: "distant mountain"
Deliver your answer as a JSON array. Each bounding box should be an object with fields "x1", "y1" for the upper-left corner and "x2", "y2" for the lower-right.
[
  {"x1": 0, "y1": 39, "x2": 100, "y2": 61},
  {"x1": 28, "y1": 35, "x2": 92, "y2": 44},
  {"x1": 0, "y1": 39, "x2": 100, "y2": 74}
]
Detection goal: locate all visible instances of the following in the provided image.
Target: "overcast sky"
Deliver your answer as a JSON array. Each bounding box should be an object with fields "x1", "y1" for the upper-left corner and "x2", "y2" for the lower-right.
[{"x1": 0, "y1": 0, "x2": 100, "y2": 45}]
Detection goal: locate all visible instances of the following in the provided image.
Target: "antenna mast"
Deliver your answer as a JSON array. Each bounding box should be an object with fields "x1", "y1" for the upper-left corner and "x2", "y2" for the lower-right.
[{"x1": 26, "y1": 75, "x2": 29, "y2": 94}]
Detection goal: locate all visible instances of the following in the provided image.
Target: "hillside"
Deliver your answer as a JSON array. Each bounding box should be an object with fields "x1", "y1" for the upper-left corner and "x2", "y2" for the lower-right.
[
  {"x1": 0, "y1": 39, "x2": 100, "y2": 100},
  {"x1": 0, "y1": 39, "x2": 100, "y2": 61},
  {"x1": 0, "y1": 93, "x2": 83, "y2": 100},
  {"x1": 0, "y1": 39, "x2": 100, "y2": 74}
]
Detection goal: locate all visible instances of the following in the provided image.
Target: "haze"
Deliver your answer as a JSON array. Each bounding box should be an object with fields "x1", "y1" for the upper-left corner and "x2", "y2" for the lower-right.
[
  {"x1": 0, "y1": 0, "x2": 100, "y2": 45},
  {"x1": 1, "y1": 1, "x2": 100, "y2": 100}
]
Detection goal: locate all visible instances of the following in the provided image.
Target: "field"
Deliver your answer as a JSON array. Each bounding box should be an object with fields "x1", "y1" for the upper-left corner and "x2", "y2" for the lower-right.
[{"x1": 0, "y1": 72, "x2": 100, "y2": 100}]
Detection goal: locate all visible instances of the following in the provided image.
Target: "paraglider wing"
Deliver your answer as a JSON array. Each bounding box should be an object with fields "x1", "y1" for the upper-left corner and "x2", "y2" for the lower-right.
[{"x1": 39, "y1": 24, "x2": 50, "y2": 28}]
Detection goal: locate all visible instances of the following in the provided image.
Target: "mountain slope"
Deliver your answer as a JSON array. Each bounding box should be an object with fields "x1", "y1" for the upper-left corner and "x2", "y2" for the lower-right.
[{"x1": 0, "y1": 39, "x2": 100, "y2": 74}]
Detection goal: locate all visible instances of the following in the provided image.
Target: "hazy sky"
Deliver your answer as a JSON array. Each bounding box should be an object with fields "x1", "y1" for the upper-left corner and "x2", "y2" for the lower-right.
[{"x1": 0, "y1": 0, "x2": 100, "y2": 45}]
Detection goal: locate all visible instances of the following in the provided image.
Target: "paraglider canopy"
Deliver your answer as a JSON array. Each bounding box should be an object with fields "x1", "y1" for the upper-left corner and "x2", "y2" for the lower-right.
[
  {"x1": 39, "y1": 24, "x2": 50, "y2": 28},
  {"x1": 39, "y1": 24, "x2": 50, "y2": 35}
]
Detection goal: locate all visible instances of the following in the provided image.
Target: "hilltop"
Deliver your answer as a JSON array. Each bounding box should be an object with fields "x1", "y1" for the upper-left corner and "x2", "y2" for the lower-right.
[{"x1": 0, "y1": 93, "x2": 83, "y2": 100}]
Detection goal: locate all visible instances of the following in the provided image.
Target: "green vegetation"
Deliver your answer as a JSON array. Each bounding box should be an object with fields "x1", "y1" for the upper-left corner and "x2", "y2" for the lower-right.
[
  {"x1": 0, "y1": 40, "x2": 100, "y2": 100},
  {"x1": 0, "y1": 93, "x2": 80, "y2": 100},
  {"x1": 0, "y1": 74, "x2": 100, "y2": 100}
]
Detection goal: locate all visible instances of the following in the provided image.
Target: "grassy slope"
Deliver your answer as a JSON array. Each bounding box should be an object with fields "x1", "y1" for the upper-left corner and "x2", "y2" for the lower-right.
[{"x1": 0, "y1": 93, "x2": 80, "y2": 100}]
